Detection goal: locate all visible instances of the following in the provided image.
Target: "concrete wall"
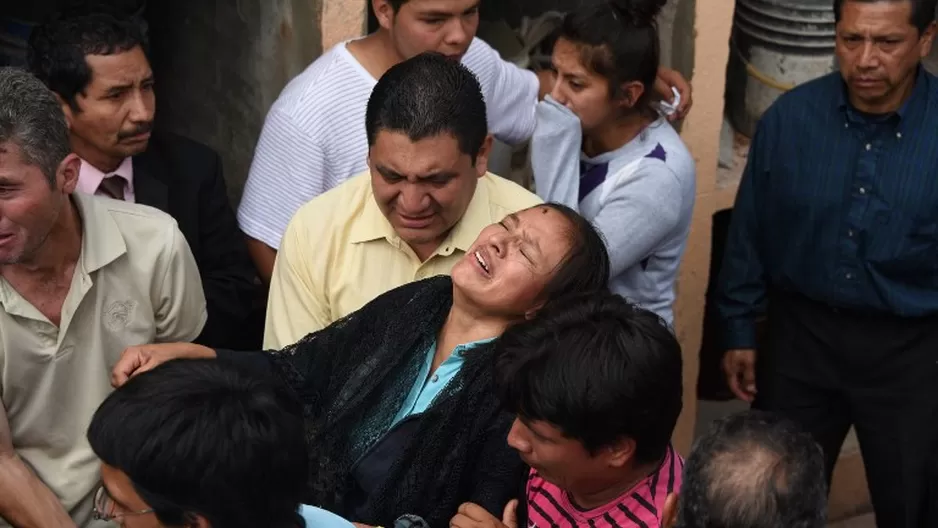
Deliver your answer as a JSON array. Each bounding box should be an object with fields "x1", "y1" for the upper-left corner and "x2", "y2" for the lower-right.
[
  {"x1": 145, "y1": 0, "x2": 323, "y2": 205},
  {"x1": 322, "y1": 0, "x2": 366, "y2": 48},
  {"x1": 668, "y1": 0, "x2": 733, "y2": 455}
]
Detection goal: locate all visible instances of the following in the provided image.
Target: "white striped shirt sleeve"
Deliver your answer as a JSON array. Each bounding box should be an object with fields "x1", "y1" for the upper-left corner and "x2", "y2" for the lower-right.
[{"x1": 237, "y1": 108, "x2": 328, "y2": 250}]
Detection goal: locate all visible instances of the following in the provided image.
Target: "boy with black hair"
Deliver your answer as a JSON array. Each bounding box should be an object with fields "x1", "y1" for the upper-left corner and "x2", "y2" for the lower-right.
[
  {"x1": 452, "y1": 292, "x2": 684, "y2": 528},
  {"x1": 86, "y1": 359, "x2": 352, "y2": 528}
]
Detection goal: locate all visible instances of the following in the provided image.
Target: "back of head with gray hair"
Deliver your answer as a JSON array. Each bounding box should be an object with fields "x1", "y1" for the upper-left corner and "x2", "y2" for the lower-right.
[
  {"x1": 676, "y1": 410, "x2": 828, "y2": 528},
  {"x1": 0, "y1": 67, "x2": 71, "y2": 185}
]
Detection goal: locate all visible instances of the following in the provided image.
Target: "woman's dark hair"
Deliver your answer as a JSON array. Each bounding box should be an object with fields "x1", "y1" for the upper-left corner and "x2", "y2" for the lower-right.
[
  {"x1": 558, "y1": 0, "x2": 666, "y2": 109},
  {"x1": 495, "y1": 291, "x2": 683, "y2": 463},
  {"x1": 536, "y1": 202, "x2": 611, "y2": 303},
  {"x1": 27, "y1": 13, "x2": 149, "y2": 111},
  {"x1": 87, "y1": 360, "x2": 308, "y2": 528}
]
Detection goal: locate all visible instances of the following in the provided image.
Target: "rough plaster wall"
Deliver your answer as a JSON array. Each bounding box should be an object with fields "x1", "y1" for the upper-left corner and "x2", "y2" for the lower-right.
[
  {"x1": 145, "y1": 0, "x2": 322, "y2": 205},
  {"x1": 670, "y1": 0, "x2": 731, "y2": 456},
  {"x1": 322, "y1": 0, "x2": 366, "y2": 49}
]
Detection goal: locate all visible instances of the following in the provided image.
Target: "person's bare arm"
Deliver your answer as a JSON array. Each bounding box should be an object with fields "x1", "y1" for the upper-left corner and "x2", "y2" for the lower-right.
[
  {"x1": 0, "y1": 401, "x2": 75, "y2": 528},
  {"x1": 246, "y1": 235, "x2": 277, "y2": 286}
]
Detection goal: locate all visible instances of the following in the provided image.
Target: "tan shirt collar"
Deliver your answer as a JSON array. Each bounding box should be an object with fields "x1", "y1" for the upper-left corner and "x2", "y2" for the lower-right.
[
  {"x1": 73, "y1": 192, "x2": 127, "y2": 273},
  {"x1": 0, "y1": 193, "x2": 126, "y2": 312}
]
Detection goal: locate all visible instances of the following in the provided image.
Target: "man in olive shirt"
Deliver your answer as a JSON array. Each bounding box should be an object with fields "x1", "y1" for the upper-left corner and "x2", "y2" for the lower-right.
[{"x1": 0, "y1": 68, "x2": 205, "y2": 527}]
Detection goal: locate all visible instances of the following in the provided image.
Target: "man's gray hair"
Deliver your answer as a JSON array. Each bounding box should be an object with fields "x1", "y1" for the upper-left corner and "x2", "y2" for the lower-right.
[
  {"x1": 0, "y1": 67, "x2": 70, "y2": 185},
  {"x1": 676, "y1": 411, "x2": 828, "y2": 528}
]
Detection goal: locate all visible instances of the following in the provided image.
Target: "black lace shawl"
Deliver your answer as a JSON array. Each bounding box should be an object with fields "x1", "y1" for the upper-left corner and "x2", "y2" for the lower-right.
[{"x1": 267, "y1": 276, "x2": 525, "y2": 527}]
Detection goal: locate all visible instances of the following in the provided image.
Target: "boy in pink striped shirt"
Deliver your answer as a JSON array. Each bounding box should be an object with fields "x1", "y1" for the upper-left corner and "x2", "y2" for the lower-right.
[{"x1": 451, "y1": 292, "x2": 684, "y2": 528}]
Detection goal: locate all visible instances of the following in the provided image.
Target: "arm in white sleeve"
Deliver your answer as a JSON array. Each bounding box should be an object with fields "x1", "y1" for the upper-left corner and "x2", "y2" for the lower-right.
[
  {"x1": 237, "y1": 109, "x2": 329, "y2": 250},
  {"x1": 154, "y1": 223, "x2": 208, "y2": 343},
  {"x1": 592, "y1": 165, "x2": 684, "y2": 278},
  {"x1": 530, "y1": 96, "x2": 583, "y2": 207},
  {"x1": 469, "y1": 39, "x2": 540, "y2": 145}
]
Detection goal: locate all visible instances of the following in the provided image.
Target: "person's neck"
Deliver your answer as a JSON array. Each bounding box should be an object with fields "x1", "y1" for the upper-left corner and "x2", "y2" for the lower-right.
[
  {"x1": 440, "y1": 291, "x2": 513, "y2": 347},
  {"x1": 849, "y1": 67, "x2": 919, "y2": 115},
  {"x1": 569, "y1": 459, "x2": 662, "y2": 510},
  {"x1": 583, "y1": 112, "x2": 656, "y2": 158},
  {"x1": 70, "y1": 137, "x2": 124, "y2": 174},
  {"x1": 410, "y1": 238, "x2": 446, "y2": 262},
  {"x1": 349, "y1": 30, "x2": 406, "y2": 80},
  {"x1": 1, "y1": 197, "x2": 82, "y2": 277}
]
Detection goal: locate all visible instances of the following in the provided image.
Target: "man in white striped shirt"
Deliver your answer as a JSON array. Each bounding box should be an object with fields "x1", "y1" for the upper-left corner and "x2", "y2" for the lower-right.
[{"x1": 237, "y1": 0, "x2": 692, "y2": 283}]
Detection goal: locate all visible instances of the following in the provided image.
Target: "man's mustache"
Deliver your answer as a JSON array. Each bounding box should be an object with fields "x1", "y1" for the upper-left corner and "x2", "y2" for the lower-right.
[{"x1": 117, "y1": 123, "x2": 153, "y2": 140}]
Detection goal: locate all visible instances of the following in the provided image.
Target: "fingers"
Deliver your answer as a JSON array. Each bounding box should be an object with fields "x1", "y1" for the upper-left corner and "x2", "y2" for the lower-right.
[
  {"x1": 457, "y1": 503, "x2": 495, "y2": 523},
  {"x1": 132, "y1": 358, "x2": 161, "y2": 378},
  {"x1": 722, "y1": 350, "x2": 757, "y2": 403},
  {"x1": 654, "y1": 76, "x2": 673, "y2": 103},
  {"x1": 675, "y1": 84, "x2": 692, "y2": 119},
  {"x1": 725, "y1": 371, "x2": 751, "y2": 402},
  {"x1": 451, "y1": 503, "x2": 508, "y2": 528},
  {"x1": 667, "y1": 90, "x2": 692, "y2": 122},
  {"x1": 742, "y1": 356, "x2": 757, "y2": 398},
  {"x1": 678, "y1": 93, "x2": 692, "y2": 118},
  {"x1": 502, "y1": 499, "x2": 518, "y2": 528},
  {"x1": 111, "y1": 348, "x2": 144, "y2": 388},
  {"x1": 450, "y1": 513, "x2": 475, "y2": 528}
]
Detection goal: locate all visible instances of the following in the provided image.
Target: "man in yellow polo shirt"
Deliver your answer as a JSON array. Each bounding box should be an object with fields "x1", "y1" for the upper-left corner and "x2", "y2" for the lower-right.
[
  {"x1": 264, "y1": 52, "x2": 540, "y2": 348},
  {"x1": 0, "y1": 69, "x2": 205, "y2": 527}
]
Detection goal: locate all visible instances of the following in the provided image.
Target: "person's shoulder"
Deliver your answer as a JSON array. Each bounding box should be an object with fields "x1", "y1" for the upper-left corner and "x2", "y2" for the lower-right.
[
  {"x1": 270, "y1": 42, "x2": 371, "y2": 117},
  {"x1": 80, "y1": 194, "x2": 183, "y2": 254},
  {"x1": 481, "y1": 172, "x2": 542, "y2": 213},
  {"x1": 462, "y1": 37, "x2": 498, "y2": 64},
  {"x1": 92, "y1": 194, "x2": 177, "y2": 227},
  {"x1": 139, "y1": 132, "x2": 219, "y2": 178},
  {"x1": 289, "y1": 171, "x2": 372, "y2": 232},
  {"x1": 765, "y1": 71, "x2": 841, "y2": 121},
  {"x1": 641, "y1": 122, "x2": 696, "y2": 183}
]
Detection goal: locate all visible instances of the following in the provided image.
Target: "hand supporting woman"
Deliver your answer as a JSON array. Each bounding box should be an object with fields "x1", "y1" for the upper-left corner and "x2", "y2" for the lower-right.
[{"x1": 111, "y1": 342, "x2": 216, "y2": 388}]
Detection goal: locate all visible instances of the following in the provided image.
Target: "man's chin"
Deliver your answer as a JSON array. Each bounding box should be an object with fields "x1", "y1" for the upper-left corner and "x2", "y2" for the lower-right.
[
  {"x1": 124, "y1": 143, "x2": 149, "y2": 156},
  {"x1": 117, "y1": 136, "x2": 151, "y2": 156}
]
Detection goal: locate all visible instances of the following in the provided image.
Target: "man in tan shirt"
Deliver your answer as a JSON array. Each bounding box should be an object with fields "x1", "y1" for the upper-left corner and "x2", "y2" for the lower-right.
[
  {"x1": 264, "y1": 52, "x2": 541, "y2": 348},
  {"x1": 0, "y1": 69, "x2": 206, "y2": 527}
]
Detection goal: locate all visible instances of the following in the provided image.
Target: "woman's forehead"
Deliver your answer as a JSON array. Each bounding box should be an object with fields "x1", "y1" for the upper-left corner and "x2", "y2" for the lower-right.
[
  {"x1": 518, "y1": 205, "x2": 564, "y2": 226},
  {"x1": 520, "y1": 208, "x2": 574, "y2": 247}
]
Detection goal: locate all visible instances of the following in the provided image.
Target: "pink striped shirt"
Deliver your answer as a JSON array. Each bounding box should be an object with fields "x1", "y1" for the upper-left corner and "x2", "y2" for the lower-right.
[{"x1": 526, "y1": 444, "x2": 683, "y2": 528}]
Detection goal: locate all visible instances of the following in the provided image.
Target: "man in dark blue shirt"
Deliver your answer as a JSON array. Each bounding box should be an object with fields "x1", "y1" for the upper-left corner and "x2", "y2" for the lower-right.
[{"x1": 716, "y1": 1, "x2": 938, "y2": 526}]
